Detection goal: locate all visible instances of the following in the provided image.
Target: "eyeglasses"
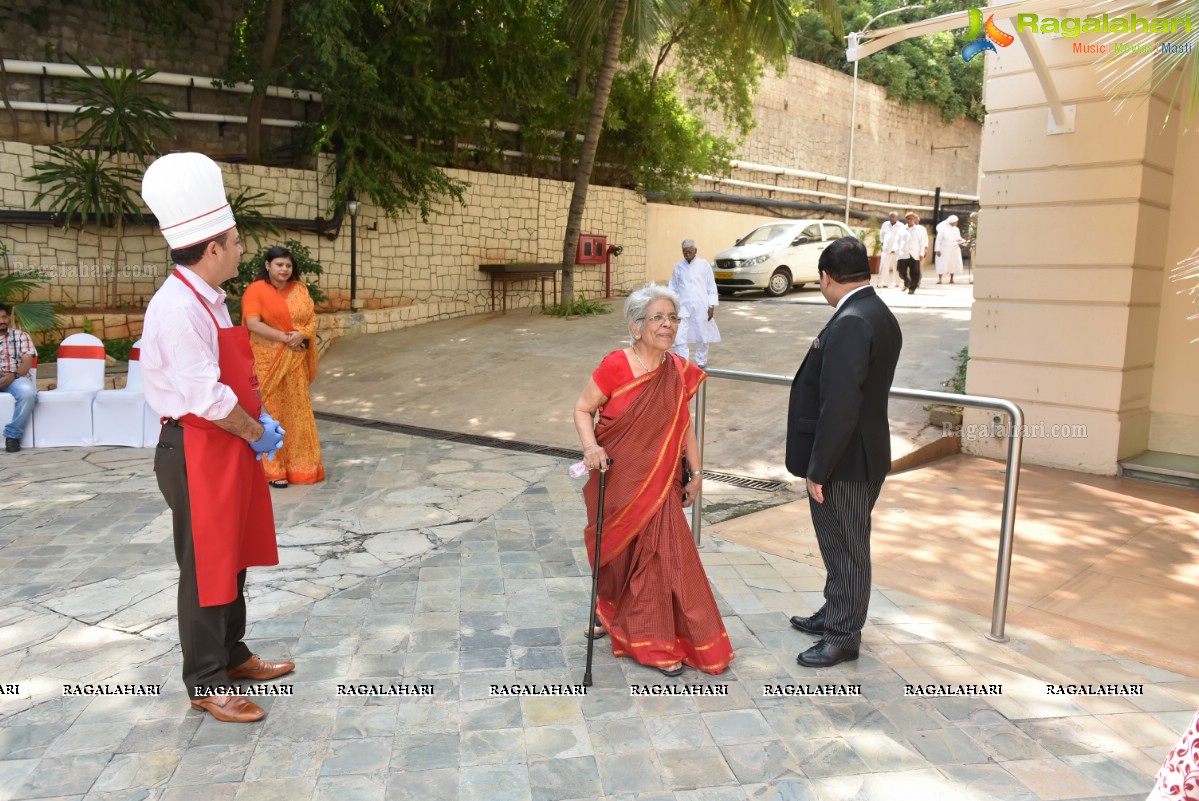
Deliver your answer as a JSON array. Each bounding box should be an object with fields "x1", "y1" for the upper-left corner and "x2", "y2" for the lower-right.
[{"x1": 639, "y1": 314, "x2": 680, "y2": 327}]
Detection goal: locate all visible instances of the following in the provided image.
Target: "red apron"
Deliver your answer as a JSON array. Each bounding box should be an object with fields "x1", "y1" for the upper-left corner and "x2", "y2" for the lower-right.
[{"x1": 173, "y1": 270, "x2": 279, "y2": 607}]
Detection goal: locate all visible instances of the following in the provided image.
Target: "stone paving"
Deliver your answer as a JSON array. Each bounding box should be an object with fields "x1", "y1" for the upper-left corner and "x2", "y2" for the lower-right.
[{"x1": 0, "y1": 420, "x2": 1193, "y2": 800}]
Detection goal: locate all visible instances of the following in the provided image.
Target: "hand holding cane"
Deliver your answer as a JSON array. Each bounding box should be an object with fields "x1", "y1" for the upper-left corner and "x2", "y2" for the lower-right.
[{"x1": 583, "y1": 458, "x2": 612, "y2": 687}]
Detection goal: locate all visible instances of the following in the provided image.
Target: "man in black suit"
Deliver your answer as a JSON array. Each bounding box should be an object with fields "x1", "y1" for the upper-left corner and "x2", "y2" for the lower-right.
[{"x1": 785, "y1": 236, "x2": 902, "y2": 668}]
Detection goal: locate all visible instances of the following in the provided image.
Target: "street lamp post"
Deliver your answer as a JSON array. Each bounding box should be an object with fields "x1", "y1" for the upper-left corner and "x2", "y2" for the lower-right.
[
  {"x1": 844, "y1": 5, "x2": 925, "y2": 227},
  {"x1": 347, "y1": 192, "x2": 361, "y2": 311}
]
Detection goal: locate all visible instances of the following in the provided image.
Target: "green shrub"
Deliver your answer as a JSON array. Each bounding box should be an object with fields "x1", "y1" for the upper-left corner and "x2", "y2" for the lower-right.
[
  {"x1": 541, "y1": 294, "x2": 612, "y2": 318},
  {"x1": 105, "y1": 337, "x2": 136, "y2": 362},
  {"x1": 950, "y1": 346, "x2": 969, "y2": 395},
  {"x1": 35, "y1": 339, "x2": 59, "y2": 364}
]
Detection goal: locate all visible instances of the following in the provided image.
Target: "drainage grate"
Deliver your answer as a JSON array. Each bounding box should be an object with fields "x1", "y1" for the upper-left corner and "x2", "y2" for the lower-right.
[
  {"x1": 315, "y1": 411, "x2": 784, "y2": 491},
  {"x1": 701, "y1": 471, "x2": 788, "y2": 492}
]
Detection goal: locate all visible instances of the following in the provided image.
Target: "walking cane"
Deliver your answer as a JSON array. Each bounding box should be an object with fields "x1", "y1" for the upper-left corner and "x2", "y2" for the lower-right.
[{"x1": 583, "y1": 458, "x2": 612, "y2": 688}]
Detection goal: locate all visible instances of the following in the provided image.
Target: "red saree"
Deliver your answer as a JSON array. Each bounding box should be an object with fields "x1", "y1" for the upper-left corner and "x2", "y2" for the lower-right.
[
  {"x1": 242, "y1": 279, "x2": 325, "y2": 484},
  {"x1": 583, "y1": 351, "x2": 734, "y2": 674}
]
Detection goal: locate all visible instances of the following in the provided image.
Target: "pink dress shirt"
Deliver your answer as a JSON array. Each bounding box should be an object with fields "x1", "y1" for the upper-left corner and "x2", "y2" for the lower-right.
[{"x1": 140, "y1": 265, "x2": 240, "y2": 421}]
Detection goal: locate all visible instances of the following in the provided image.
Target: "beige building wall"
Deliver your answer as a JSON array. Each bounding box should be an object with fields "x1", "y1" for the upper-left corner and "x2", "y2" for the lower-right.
[
  {"x1": 1150, "y1": 113, "x2": 1199, "y2": 457},
  {"x1": 646, "y1": 206, "x2": 783, "y2": 285},
  {"x1": 965, "y1": 12, "x2": 1197, "y2": 474}
]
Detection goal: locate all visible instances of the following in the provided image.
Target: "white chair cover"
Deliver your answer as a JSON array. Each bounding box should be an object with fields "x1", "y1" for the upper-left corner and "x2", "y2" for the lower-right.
[
  {"x1": 93, "y1": 339, "x2": 152, "y2": 447},
  {"x1": 33, "y1": 333, "x2": 107, "y2": 447},
  {"x1": 0, "y1": 394, "x2": 34, "y2": 449}
]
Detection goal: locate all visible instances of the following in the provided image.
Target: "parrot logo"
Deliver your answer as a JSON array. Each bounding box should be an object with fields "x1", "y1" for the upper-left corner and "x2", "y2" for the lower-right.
[{"x1": 962, "y1": 7, "x2": 1014, "y2": 61}]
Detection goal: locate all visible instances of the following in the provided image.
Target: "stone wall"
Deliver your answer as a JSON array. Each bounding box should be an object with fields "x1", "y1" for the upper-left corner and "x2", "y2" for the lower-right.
[
  {"x1": 0, "y1": 0, "x2": 302, "y2": 157},
  {"x1": 712, "y1": 56, "x2": 983, "y2": 197},
  {"x1": 1, "y1": 0, "x2": 980, "y2": 197},
  {"x1": 1, "y1": 141, "x2": 647, "y2": 329}
]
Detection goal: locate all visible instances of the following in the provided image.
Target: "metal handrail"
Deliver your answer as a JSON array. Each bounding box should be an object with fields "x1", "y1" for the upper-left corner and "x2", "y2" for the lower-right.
[{"x1": 692, "y1": 367, "x2": 1024, "y2": 643}]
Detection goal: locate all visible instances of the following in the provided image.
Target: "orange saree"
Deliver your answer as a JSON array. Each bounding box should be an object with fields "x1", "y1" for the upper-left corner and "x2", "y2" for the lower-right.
[
  {"x1": 583, "y1": 351, "x2": 734, "y2": 674},
  {"x1": 242, "y1": 279, "x2": 325, "y2": 484}
]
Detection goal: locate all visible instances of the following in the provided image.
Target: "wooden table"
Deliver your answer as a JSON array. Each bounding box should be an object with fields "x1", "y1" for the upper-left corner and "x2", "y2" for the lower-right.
[{"x1": 479, "y1": 263, "x2": 560, "y2": 313}]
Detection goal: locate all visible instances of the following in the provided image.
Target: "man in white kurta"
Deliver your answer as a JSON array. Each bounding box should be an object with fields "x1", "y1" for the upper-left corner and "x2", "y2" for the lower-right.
[
  {"x1": 878, "y1": 212, "x2": 902, "y2": 289},
  {"x1": 668, "y1": 239, "x2": 721, "y2": 367}
]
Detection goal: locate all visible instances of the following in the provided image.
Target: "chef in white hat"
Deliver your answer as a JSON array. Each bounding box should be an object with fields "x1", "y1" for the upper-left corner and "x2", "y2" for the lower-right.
[{"x1": 140, "y1": 152, "x2": 292, "y2": 723}]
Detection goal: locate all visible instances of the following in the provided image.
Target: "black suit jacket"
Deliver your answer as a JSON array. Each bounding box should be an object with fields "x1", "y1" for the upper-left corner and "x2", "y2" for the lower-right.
[{"x1": 785, "y1": 286, "x2": 902, "y2": 483}]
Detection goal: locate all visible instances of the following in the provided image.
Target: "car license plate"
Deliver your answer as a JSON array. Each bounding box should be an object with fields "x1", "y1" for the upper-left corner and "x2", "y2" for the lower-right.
[{"x1": 714, "y1": 271, "x2": 733, "y2": 279}]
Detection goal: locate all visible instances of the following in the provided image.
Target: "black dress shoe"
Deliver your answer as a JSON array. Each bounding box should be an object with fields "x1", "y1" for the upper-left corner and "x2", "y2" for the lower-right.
[
  {"x1": 797, "y1": 640, "x2": 859, "y2": 668},
  {"x1": 5, "y1": 438, "x2": 19, "y2": 453},
  {"x1": 789, "y1": 612, "x2": 825, "y2": 635}
]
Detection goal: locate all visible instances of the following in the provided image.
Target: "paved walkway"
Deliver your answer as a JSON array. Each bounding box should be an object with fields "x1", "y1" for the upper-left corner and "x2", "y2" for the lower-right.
[
  {"x1": 1, "y1": 280, "x2": 1194, "y2": 800},
  {"x1": 0, "y1": 421, "x2": 1191, "y2": 800},
  {"x1": 313, "y1": 281, "x2": 976, "y2": 487}
]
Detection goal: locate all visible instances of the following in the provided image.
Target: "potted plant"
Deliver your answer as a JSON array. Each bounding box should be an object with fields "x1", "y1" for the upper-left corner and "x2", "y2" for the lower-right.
[{"x1": 858, "y1": 227, "x2": 882, "y2": 275}]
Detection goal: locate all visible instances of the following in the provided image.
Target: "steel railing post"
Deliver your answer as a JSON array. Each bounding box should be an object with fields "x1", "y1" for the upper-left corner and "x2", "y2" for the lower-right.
[
  {"x1": 692, "y1": 379, "x2": 707, "y2": 546},
  {"x1": 699, "y1": 367, "x2": 1023, "y2": 644}
]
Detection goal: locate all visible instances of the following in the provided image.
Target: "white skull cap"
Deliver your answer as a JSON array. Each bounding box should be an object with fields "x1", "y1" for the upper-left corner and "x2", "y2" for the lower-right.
[{"x1": 142, "y1": 153, "x2": 236, "y2": 249}]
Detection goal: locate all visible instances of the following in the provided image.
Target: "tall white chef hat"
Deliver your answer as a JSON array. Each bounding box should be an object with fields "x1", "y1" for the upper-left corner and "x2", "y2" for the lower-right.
[{"x1": 142, "y1": 153, "x2": 236, "y2": 250}]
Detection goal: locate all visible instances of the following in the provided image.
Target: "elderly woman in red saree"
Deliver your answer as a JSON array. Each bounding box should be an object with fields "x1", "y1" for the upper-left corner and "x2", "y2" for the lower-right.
[
  {"x1": 241, "y1": 246, "x2": 325, "y2": 487},
  {"x1": 573, "y1": 283, "x2": 733, "y2": 677}
]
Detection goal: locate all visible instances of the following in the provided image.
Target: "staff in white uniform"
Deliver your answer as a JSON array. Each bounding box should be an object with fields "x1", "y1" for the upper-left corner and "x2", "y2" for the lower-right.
[
  {"x1": 878, "y1": 212, "x2": 902, "y2": 289},
  {"x1": 935, "y1": 215, "x2": 965, "y2": 284},
  {"x1": 668, "y1": 239, "x2": 721, "y2": 367}
]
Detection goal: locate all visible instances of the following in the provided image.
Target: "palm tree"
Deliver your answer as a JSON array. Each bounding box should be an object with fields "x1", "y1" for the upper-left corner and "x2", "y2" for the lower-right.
[
  {"x1": 557, "y1": 0, "x2": 816, "y2": 303},
  {"x1": 26, "y1": 59, "x2": 173, "y2": 308}
]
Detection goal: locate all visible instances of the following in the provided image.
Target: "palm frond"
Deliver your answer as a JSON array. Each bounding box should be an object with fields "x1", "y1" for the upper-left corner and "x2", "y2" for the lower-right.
[
  {"x1": 10, "y1": 301, "x2": 58, "y2": 333},
  {"x1": 1175, "y1": 246, "x2": 1199, "y2": 343},
  {"x1": 0, "y1": 274, "x2": 58, "y2": 333},
  {"x1": 1098, "y1": 0, "x2": 1199, "y2": 129},
  {"x1": 26, "y1": 147, "x2": 142, "y2": 229},
  {"x1": 59, "y1": 55, "x2": 175, "y2": 160},
  {"x1": 228, "y1": 188, "x2": 281, "y2": 252}
]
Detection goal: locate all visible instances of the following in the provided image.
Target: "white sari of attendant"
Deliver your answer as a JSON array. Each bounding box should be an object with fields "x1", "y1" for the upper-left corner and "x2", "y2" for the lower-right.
[{"x1": 935, "y1": 216, "x2": 965, "y2": 276}]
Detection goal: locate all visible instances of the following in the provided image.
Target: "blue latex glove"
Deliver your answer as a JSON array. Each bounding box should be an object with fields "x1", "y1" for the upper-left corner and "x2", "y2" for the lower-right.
[{"x1": 250, "y1": 412, "x2": 286, "y2": 461}]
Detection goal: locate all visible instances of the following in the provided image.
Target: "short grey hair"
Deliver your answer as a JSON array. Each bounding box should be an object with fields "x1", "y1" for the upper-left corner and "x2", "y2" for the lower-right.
[
  {"x1": 681, "y1": 239, "x2": 696, "y2": 249},
  {"x1": 624, "y1": 283, "x2": 680, "y2": 344}
]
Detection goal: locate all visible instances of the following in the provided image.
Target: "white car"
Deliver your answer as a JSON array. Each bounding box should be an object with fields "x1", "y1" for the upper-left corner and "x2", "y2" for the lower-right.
[{"x1": 712, "y1": 220, "x2": 854, "y2": 297}]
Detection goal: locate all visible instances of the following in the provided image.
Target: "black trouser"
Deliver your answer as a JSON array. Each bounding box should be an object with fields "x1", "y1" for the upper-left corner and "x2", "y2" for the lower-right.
[
  {"x1": 897, "y1": 257, "x2": 922, "y2": 291},
  {"x1": 808, "y1": 479, "x2": 885, "y2": 650},
  {"x1": 156, "y1": 421, "x2": 252, "y2": 698}
]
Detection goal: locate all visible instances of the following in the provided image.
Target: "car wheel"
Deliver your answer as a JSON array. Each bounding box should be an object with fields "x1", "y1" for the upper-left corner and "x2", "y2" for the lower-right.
[
  {"x1": 765, "y1": 268, "x2": 791, "y2": 297},
  {"x1": 717, "y1": 287, "x2": 736, "y2": 297}
]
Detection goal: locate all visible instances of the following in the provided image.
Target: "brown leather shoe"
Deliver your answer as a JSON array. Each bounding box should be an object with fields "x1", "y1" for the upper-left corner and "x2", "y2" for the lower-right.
[
  {"x1": 227, "y1": 654, "x2": 295, "y2": 682},
  {"x1": 190, "y1": 694, "x2": 265, "y2": 722}
]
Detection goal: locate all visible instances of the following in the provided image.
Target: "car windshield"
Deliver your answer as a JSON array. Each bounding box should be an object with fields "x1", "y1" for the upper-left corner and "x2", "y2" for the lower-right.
[{"x1": 739, "y1": 224, "x2": 803, "y2": 246}]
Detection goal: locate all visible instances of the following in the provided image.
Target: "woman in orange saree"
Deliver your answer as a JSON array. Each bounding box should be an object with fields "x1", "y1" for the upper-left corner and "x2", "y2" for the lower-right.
[
  {"x1": 573, "y1": 283, "x2": 733, "y2": 677},
  {"x1": 241, "y1": 246, "x2": 325, "y2": 487}
]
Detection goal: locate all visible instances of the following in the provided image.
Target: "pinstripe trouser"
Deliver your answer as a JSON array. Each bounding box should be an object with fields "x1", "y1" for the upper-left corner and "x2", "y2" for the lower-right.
[{"x1": 809, "y1": 478, "x2": 885, "y2": 650}]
